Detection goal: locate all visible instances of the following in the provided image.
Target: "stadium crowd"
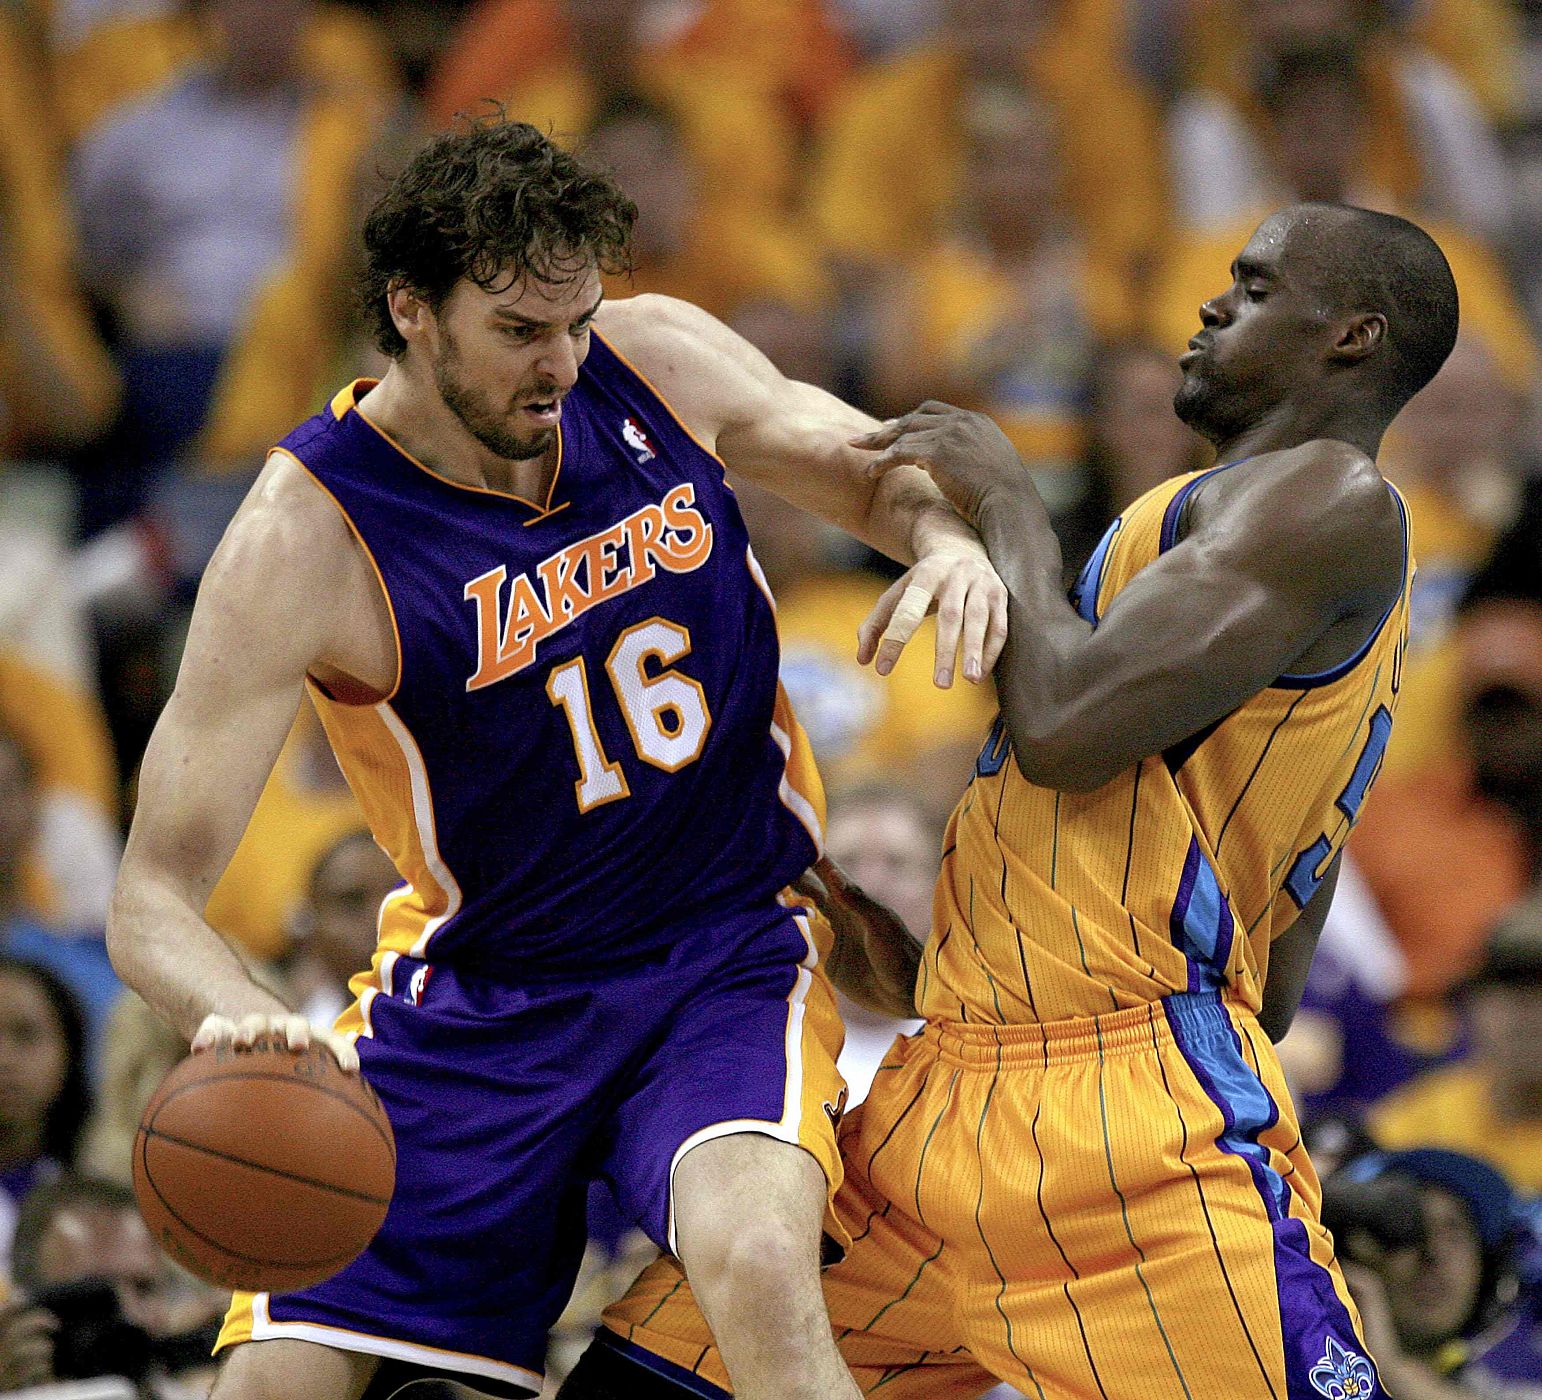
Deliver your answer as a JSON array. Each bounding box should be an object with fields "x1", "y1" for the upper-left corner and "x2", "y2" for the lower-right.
[{"x1": 0, "y1": 0, "x2": 1540, "y2": 1394}]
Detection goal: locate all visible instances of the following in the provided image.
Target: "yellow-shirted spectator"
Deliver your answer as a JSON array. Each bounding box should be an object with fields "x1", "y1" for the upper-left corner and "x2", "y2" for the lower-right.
[
  {"x1": 68, "y1": 0, "x2": 389, "y2": 530},
  {"x1": 202, "y1": 696, "x2": 365, "y2": 962},
  {"x1": 811, "y1": 0, "x2": 1165, "y2": 281},
  {"x1": 659, "y1": 0, "x2": 856, "y2": 137},
  {"x1": 425, "y1": 0, "x2": 804, "y2": 217},
  {"x1": 1370, "y1": 892, "x2": 1542, "y2": 1195},
  {"x1": 867, "y1": 83, "x2": 1134, "y2": 470},
  {"x1": 0, "y1": 5, "x2": 118, "y2": 454},
  {"x1": 1181, "y1": 0, "x2": 1524, "y2": 131},
  {"x1": 42, "y1": 0, "x2": 394, "y2": 144},
  {"x1": 0, "y1": 526, "x2": 120, "y2": 931},
  {"x1": 583, "y1": 96, "x2": 832, "y2": 323},
  {"x1": 1165, "y1": 9, "x2": 1513, "y2": 249}
]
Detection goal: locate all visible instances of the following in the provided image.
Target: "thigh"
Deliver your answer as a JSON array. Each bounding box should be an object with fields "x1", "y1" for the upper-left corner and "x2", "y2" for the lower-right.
[
  {"x1": 599, "y1": 1033, "x2": 998, "y2": 1400},
  {"x1": 603, "y1": 904, "x2": 850, "y2": 1256},
  {"x1": 212, "y1": 1338, "x2": 376, "y2": 1400}
]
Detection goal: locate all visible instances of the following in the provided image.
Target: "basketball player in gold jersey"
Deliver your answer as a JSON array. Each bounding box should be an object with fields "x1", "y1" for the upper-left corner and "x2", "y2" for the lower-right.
[{"x1": 561, "y1": 203, "x2": 1456, "y2": 1398}]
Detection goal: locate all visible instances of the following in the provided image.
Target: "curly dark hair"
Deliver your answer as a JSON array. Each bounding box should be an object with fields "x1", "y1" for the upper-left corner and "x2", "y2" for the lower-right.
[{"x1": 361, "y1": 114, "x2": 636, "y2": 358}]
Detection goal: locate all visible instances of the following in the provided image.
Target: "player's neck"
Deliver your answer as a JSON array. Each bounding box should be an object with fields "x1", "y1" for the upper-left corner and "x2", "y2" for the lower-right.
[
  {"x1": 360, "y1": 365, "x2": 559, "y2": 494},
  {"x1": 1214, "y1": 400, "x2": 1385, "y2": 466}
]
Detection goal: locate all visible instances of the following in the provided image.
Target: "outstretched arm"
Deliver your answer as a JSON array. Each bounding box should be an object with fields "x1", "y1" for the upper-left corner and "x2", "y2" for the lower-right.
[
  {"x1": 599, "y1": 296, "x2": 1008, "y2": 686},
  {"x1": 855, "y1": 404, "x2": 1404, "y2": 791},
  {"x1": 108, "y1": 456, "x2": 378, "y2": 1068}
]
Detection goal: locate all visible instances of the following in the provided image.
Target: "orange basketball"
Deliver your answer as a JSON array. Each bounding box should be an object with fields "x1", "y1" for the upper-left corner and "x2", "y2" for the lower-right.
[{"x1": 132, "y1": 1041, "x2": 396, "y2": 1293}]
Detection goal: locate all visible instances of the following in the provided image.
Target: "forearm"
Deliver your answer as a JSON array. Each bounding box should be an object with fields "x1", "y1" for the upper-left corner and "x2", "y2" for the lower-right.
[
  {"x1": 107, "y1": 867, "x2": 292, "y2": 1042},
  {"x1": 978, "y1": 489, "x2": 1099, "y2": 777},
  {"x1": 861, "y1": 461, "x2": 982, "y2": 567}
]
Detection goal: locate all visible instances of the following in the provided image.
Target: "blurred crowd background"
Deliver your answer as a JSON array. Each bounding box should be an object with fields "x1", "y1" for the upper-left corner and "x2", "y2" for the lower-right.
[{"x1": 1, "y1": 0, "x2": 1541, "y2": 1394}]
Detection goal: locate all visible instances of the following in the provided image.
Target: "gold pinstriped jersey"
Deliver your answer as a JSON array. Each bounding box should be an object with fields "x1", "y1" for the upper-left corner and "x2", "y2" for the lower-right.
[{"x1": 919, "y1": 462, "x2": 1412, "y2": 1026}]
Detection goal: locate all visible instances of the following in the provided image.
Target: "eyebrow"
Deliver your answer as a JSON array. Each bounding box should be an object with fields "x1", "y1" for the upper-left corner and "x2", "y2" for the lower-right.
[
  {"x1": 491, "y1": 294, "x2": 604, "y2": 329},
  {"x1": 1232, "y1": 257, "x2": 1276, "y2": 282}
]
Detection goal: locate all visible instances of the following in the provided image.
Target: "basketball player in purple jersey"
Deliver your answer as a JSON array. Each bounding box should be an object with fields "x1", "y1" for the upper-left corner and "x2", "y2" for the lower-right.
[{"x1": 106, "y1": 119, "x2": 1004, "y2": 1399}]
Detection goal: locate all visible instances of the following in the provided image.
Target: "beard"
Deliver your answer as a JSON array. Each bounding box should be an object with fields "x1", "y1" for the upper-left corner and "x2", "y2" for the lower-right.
[
  {"x1": 1172, "y1": 360, "x2": 1249, "y2": 445},
  {"x1": 434, "y1": 331, "x2": 556, "y2": 462}
]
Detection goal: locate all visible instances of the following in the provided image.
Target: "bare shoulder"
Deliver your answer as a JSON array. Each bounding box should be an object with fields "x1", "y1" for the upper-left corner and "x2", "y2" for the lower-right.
[
  {"x1": 207, "y1": 451, "x2": 362, "y2": 603},
  {"x1": 595, "y1": 293, "x2": 737, "y2": 361},
  {"x1": 195, "y1": 451, "x2": 392, "y2": 689},
  {"x1": 594, "y1": 295, "x2": 775, "y2": 442},
  {"x1": 1200, "y1": 439, "x2": 1403, "y2": 607}
]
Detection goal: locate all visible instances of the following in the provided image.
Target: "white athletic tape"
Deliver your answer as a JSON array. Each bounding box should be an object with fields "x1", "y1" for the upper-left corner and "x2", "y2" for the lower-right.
[{"x1": 882, "y1": 583, "x2": 934, "y2": 639}]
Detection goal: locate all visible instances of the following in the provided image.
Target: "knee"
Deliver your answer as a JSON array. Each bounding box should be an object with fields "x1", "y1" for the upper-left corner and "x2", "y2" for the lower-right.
[{"x1": 682, "y1": 1218, "x2": 814, "y2": 1308}]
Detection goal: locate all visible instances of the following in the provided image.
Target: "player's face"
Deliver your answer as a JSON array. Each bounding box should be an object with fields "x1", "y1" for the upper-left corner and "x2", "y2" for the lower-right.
[
  {"x1": 430, "y1": 267, "x2": 603, "y2": 462},
  {"x1": 1174, "y1": 214, "x2": 1335, "y2": 442}
]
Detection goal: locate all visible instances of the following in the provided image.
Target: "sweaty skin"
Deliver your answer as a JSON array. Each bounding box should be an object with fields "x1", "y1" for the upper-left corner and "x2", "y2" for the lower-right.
[{"x1": 106, "y1": 282, "x2": 1005, "y2": 1062}]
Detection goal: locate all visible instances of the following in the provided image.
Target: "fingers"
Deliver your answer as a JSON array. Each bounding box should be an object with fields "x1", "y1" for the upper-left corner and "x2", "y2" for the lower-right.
[
  {"x1": 322, "y1": 1030, "x2": 361, "y2": 1074},
  {"x1": 983, "y1": 580, "x2": 1010, "y2": 674},
  {"x1": 191, "y1": 1012, "x2": 359, "y2": 1072},
  {"x1": 931, "y1": 572, "x2": 969, "y2": 688},
  {"x1": 960, "y1": 583, "x2": 995, "y2": 685},
  {"x1": 857, "y1": 576, "x2": 907, "y2": 667},
  {"x1": 849, "y1": 402, "x2": 963, "y2": 451},
  {"x1": 875, "y1": 581, "x2": 937, "y2": 677}
]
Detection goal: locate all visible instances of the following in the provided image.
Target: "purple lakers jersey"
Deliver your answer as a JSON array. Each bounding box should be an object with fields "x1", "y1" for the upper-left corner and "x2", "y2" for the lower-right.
[{"x1": 276, "y1": 332, "x2": 824, "y2": 980}]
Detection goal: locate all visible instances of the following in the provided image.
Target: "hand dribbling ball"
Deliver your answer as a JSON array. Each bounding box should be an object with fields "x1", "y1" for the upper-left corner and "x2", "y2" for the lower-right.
[{"x1": 132, "y1": 1040, "x2": 395, "y2": 1292}]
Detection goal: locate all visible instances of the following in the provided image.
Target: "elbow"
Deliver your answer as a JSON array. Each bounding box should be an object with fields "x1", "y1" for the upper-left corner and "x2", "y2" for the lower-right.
[
  {"x1": 1008, "y1": 726, "x2": 1123, "y2": 794},
  {"x1": 104, "y1": 890, "x2": 134, "y2": 980},
  {"x1": 999, "y1": 682, "x2": 1127, "y2": 793}
]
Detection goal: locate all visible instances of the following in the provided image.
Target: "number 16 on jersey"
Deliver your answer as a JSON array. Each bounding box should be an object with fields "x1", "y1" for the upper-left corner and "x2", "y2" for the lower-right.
[{"x1": 546, "y1": 617, "x2": 713, "y2": 812}]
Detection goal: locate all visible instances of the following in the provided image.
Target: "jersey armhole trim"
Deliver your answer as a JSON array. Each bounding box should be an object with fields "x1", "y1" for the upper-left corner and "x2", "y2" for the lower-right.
[
  {"x1": 1158, "y1": 457, "x2": 1250, "y2": 554},
  {"x1": 276, "y1": 445, "x2": 405, "y2": 706}
]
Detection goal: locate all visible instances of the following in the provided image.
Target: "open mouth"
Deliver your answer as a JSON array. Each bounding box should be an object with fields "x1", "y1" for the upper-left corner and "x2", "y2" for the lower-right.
[{"x1": 519, "y1": 399, "x2": 562, "y2": 426}]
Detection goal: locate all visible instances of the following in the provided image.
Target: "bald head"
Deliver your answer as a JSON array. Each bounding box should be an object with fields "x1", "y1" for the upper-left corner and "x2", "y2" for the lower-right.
[{"x1": 1280, "y1": 204, "x2": 1459, "y2": 409}]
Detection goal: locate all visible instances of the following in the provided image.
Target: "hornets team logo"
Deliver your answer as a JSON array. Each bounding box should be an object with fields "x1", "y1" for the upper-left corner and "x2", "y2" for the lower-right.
[{"x1": 1309, "y1": 1337, "x2": 1376, "y2": 1399}]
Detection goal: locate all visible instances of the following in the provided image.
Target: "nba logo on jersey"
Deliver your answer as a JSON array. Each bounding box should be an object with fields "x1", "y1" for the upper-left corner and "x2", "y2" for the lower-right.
[
  {"x1": 622, "y1": 417, "x2": 656, "y2": 463},
  {"x1": 407, "y1": 965, "x2": 430, "y2": 1007}
]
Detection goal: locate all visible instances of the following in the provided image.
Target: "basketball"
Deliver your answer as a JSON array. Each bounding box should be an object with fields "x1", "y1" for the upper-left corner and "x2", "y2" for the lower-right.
[{"x1": 132, "y1": 1041, "x2": 396, "y2": 1293}]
